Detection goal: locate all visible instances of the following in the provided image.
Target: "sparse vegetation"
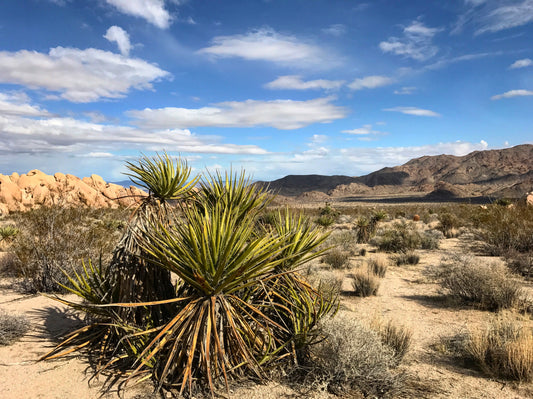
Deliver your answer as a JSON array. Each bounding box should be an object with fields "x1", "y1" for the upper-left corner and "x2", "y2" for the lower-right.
[
  {"x1": 392, "y1": 251, "x2": 420, "y2": 266},
  {"x1": 430, "y1": 254, "x2": 524, "y2": 311},
  {"x1": 0, "y1": 309, "x2": 30, "y2": 345},
  {"x1": 368, "y1": 255, "x2": 389, "y2": 277},
  {"x1": 461, "y1": 313, "x2": 533, "y2": 382},
  {"x1": 371, "y1": 318, "x2": 413, "y2": 364}
]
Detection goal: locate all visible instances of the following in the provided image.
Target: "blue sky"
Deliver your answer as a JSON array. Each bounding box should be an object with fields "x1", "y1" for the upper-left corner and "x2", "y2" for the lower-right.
[{"x1": 0, "y1": 0, "x2": 532, "y2": 182}]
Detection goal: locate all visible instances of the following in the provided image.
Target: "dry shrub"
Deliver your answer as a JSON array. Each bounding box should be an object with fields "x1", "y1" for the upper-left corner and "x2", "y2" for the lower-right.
[
  {"x1": 392, "y1": 252, "x2": 420, "y2": 266},
  {"x1": 371, "y1": 318, "x2": 413, "y2": 364},
  {"x1": 431, "y1": 254, "x2": 524, "y2": 311},
  {"x1": 350, "y1": 268, "x2": 380, "y2": 297},
  {"x1": 463, "y1": 313, "x2": 533, "y2": 382},
  {"x1": 0, "y1": 309, "x2": 30, "y2": 345},
  {"x1": 420, "y1": 229, "x2": 442, "y2": 250},
  {"x1": 326, "y1": 230, "x2": 358, "y2": 255},
  {"x1": 321, "y1": 248, "x2": 351, "y2": 269},
  {"x1": 308, "y1": 314, "x2": 404, "y2": 397},
  {"x1": 10, "y1": 205, "x2": 126, "y2": 293},
  {"x1": 368, "y1": 255, "x2": 388, "y2": 277}
]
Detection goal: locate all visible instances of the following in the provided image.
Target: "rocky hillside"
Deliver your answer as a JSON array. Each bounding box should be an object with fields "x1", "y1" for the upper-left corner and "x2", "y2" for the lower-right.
[
  {"x1": 0, "y1": 169, "x2": 146, "y2": 215},
  {"x1": 260, "y1": 145, "x2": 533, "y2": 199}
]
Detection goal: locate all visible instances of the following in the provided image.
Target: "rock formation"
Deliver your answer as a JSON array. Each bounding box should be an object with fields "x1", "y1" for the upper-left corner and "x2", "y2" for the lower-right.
[{"x1": 0, "y1": 169, "x2": 147, "y2": 215}]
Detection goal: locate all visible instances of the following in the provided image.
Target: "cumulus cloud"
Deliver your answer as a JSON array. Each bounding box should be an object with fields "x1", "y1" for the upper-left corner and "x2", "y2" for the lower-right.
[
  {"x1": 491, "y1": 89, "x2": 533, "y2": 99},
  {"x1": 0, "y1": 47, "x2": 170, "y2": 102},
  {"x1": 104, "y1": 26, "x2": 132, "y2": 56},
  {"x1": 105, "y1": 0, "x2": 172, "y2": 29},
  {"x1": 128, "y1": 97, "x2": 348, "y2": 130},
  {"x1": 383, "y1": 106, "x2": 441, "y2": 117},
  {"x1": 348, "y1": 75, "x2": 394, "y2": 90},
  {"x1": 198, "y1": 28, "x2": 339, "y2": 69},
  {"x1": 510, "y1": 58, "x2": 533, "y2": 69},
  {"x1": 264, "y1": 75, "x2": 345, "y2": 90},
  {"x1": 379, "y1": 20, "x2": 440, "y2": 61}
]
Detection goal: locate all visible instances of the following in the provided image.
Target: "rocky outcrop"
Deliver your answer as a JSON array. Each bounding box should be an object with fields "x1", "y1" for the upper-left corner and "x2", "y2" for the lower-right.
[{"x1": 0, "y1": 170, "x2": 147, "y2": 215}]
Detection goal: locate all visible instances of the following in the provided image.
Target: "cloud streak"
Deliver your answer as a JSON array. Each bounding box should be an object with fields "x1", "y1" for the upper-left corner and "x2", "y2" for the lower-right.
[
  {"x1": 105, "y1": 0, "x2": 172, "y2": 29},
  {"x1": 104, "y1": 26, "x2": 132, "y2": 56},
  {"x1": 348, "y1": 75, "x2": 394, "y2": 91},
  {"x1": 383, "y1": 106, "x2": 441, "y2": 117},
  {"x1": 491, "y1": 89, "x2": 533, "y2": 99},
  {"x1": 379, "y1": 20, "x2": 440, "y2": 61},
  {"x1": 128, "y1": 97, "x2": 348, "y2": 130},
  {"x1": 264, "y1": 75, "x2": 345, "y2": 90}
]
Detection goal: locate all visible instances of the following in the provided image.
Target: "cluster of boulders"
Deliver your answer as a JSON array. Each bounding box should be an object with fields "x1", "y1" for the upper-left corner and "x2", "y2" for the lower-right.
[{"x1": 0, "y1": 169, "x2": 147, "y2": 215}]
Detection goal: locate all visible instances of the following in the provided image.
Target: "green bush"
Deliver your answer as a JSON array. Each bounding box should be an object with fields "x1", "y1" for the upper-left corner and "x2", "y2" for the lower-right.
[
  {"x1": 374, "y1": 221, "x2": 421, "y2": 253},
  {"x1": 0, "y1": 225, "x2": 19, "y2": 242},
  {"x1": 437, "y1": 213, "x2": 460, "y2": 237},
  {"x1": 0, "y1": 309, "x2": 30, "y2": 345}
]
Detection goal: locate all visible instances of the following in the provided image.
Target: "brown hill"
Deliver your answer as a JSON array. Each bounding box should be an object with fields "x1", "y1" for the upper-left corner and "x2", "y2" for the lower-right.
[
  {"x1": 0, "y1": 169, "x2": 147, "y2": 215},
  {"x1": 260, "y1": 145, "x2": 533, "y2": 199}
]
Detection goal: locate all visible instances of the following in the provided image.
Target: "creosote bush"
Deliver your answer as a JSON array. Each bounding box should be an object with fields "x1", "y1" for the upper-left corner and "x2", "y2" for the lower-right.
[
  {"x1": 308, "y1": 314, "x2": 404, "y2": 398},
  {"x1": 0, "y1": 309, "x2": 30, "y2": 345},
  {"x1": 462, "y1": 313, "x2": 533, "y2": 382},
  {"x1": 373, "y1": 221, "x2": 421, "y2": 253},
  {"x1": 430, "y1": 254, "x2": 524, "y2": 311}
]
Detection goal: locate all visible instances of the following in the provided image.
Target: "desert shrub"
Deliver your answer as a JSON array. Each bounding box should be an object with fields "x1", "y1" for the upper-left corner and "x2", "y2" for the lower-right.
[
  {"x1": 374, "y1": 221, "x2": 421, "y2": 253},
  {"x1": 431, "y1": 254, "x2": 524, "y2": 311},
  {"x1": 315, "y1": 214, "x2": 336, "y2": 227},
  {"x1": 473, "y1": 204, "x2": 533, "y2": 255},
  {"x1": 392, "y1": 252, "x2": 420, "y2": 266},
  {"x1": 371, "y1": 319, "x2": 413, "y2": 364},
  {"x1": 505, "y1": 250, "x2": 533, "y2": 279},
  {"x1": 437, "y1": 213, "x2": 461, "y2": 237},
  {"x1": 308, "y1": 315, "x2": 404, "y2": 397},
  {"x1": 351, "y1": 269, "x2": 380, "y2": 297},
  {"x1": 326, "y1": 230, "x2": 358, "y2": 255},
  {"x1": 10, "y1": 206, "x2": 126, "y2": 293},
  {"x1": 368, "y1": 255, "x2": 388, "y2": 277},
  {"x1": 0, "y1": 309, "x2": 30, "y2": 345},
  {"x1": 420, "y1": 229, "x2": 442, "y2": 250},
  {"x1": 356, "y1": 210, "x2": 387, "y2": 244},
  {"x1": 321, "y1": 248, "x2": 351, "y2": 269},
  {"x1": 462, "y1": 313, "x2": 533, "y2": 382},
  {"x1": 359, "y1": 248, "x2": 367, "y2": 256}
]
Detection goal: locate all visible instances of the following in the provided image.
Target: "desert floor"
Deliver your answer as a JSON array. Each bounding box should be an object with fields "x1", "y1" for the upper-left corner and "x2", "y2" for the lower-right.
[{"x1": 1, "y1": 215, "x2": 533, "y2": 399}]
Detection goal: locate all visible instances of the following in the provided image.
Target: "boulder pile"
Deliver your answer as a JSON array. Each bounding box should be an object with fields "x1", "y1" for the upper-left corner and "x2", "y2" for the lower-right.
[{"x1": 0, "y1": 169, "x2": 147, "y2": 215}]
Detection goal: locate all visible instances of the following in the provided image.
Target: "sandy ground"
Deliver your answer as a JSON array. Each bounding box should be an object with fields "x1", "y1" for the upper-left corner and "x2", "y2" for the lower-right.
[{"x1": 1, "y1": 231, "x2": 533, "y2": 398}]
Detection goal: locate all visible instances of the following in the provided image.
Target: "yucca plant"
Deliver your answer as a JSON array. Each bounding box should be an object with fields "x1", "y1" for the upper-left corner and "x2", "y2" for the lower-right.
[{"x1": 43, "y1": 156, "x2": 335, "y2": 398}]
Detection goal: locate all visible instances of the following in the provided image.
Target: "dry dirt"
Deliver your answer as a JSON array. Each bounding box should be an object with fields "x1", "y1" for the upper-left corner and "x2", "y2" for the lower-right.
[{"x1": 1, "y1": 227, "x2": 533, "y2": 398}]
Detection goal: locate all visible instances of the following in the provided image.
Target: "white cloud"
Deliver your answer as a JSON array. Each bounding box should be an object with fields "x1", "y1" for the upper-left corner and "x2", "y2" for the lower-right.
[
  {"x1": 264, "y1": 75, "x2": 345, "y2": 90},
  {"x1": 348, "y1": 75, "x2": 394, "y2": 91},
  {"x1": 394, "y1": 86, "x2": 416, "y2": 95},
  {"x1": 379, "y1": 20, "x2": 440, "y2": 61},
  {"x1": 198, "y1": 28, "x2": 339, "y2": 69},
  {"x1": 82, "y1": 152, "x2": 115, "y2": 158},
  {"x1": 105, "y1": 0, "x2": 172, "y2": 29},
  {"x1": 0, "y1": 47, "x2": 170, "y2": 102},
  {"x1": 322, "y1": 24, "x2": 347, "y2": 36},
  {"x1": 510, "y1": 58, "x2": 533, "y2": 69},
  {"x1": 474, "y1": 0, "x2": 533, "y2": 34},
  {"x1": 491, "y1": 89, "x2": 533, "y2": 100},
  {"x1": 384, "y1": 106, "x2": 441, "y2": 117},
  {"x1": 128, "y1": 97, "x2": 348, "y2": 130},
  {"x1": 104, "y1": 26, "x2": 132, "y2": 56},
  {"x1": 0, "y1": 92, "x2": 51, "y2": 117},
  {"x1": 342, "y1": 124, "x2": 383, "y2": 135}
]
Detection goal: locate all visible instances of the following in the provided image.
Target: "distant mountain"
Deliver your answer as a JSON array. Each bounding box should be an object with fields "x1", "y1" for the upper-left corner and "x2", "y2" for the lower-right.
[{"x1": 258, "y1": 145, "x2": 533, "y2": 199}]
